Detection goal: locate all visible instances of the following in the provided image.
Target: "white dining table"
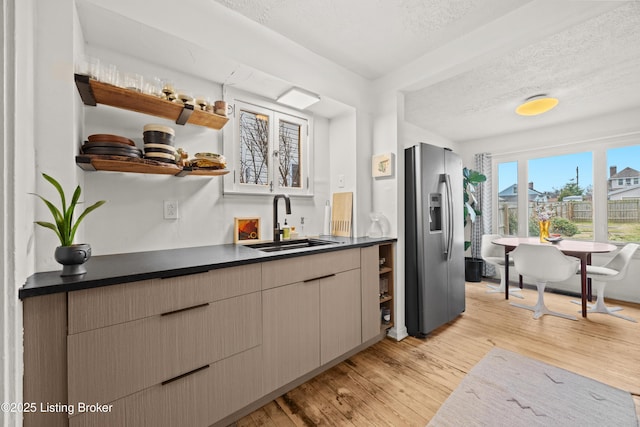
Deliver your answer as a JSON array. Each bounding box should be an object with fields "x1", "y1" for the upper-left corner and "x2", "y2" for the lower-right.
[{"x1": 491, "y1": 237, "x2": 617, "y2": 318}]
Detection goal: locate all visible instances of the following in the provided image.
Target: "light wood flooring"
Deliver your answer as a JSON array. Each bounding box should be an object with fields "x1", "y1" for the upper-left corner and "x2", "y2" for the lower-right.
[{"x1": 236, "y1": 281, "x2": 640, "y2": 426}]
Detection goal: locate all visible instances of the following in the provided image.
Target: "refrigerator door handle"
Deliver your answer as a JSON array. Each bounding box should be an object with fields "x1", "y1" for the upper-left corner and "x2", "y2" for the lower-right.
[{"x1": 444, "y1": 173, "x2": 454, "y2": 260}]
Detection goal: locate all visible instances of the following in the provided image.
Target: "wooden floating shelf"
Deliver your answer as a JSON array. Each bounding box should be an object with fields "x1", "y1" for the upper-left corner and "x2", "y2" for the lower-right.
[
  {"x1": 76, "y1": 155, "x2": 230, "y2": 177},
  {"x1": 379, "y1": 295, "x2": 393, "y2": 304},
  {"x1": 379, "y1": 266, "x2": 392, "y2": 275},
  {"x1": 74, "y1": 74, "x2": 229, "y2": 130}
]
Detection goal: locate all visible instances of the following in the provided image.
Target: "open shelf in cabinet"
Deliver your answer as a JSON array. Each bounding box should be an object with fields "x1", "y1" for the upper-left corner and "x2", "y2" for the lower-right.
[
  {"x1": 74, "y1": 74, "x2": 229, "y2": 130},
  {"x1": 379, "y1": 243, "x2": 394, "y2": 331},
  {"x1": 76, "y1": 155, "x2": 230, "y2": 177}
]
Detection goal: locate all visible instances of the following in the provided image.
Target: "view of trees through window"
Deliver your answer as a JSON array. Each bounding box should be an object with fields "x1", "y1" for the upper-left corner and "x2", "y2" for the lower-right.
[
  {"x1": 498, "y1": 153, "x2": 594, "y2": 241},
  {"x1": 527, "y1": 152, "x2": 593, "y2": 240},
  {"x1": 278, "y1": 120, "x2": 302, "y2": 188},
  {"x1": 239, "y1": 110, "x2": 269, "y2": 186},
  {"x1": 497, "y1": 145, "x2": 640, "y2": 243}
]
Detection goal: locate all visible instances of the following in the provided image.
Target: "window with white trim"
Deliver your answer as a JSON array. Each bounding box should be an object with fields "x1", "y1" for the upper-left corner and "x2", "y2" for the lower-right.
[
  {"x1": 223, "y1": 89, "x2": 313, "y2": 196},
  {"x1": 494, "y1": 141, "x2": 640, "y2": 244}
]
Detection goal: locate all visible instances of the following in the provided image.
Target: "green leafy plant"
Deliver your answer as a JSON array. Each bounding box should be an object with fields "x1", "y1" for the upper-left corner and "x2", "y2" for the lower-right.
[
  {"x1": 32, "y1": 173, "x2": 106, "y2": 246},
  {"x1": 463, "y1": 167, "x2": 487, "y2": 254}
]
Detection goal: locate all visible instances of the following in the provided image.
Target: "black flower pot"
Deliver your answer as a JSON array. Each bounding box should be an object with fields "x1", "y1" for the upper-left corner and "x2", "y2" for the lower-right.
[
  {"x1": 54, "y1": 244, "x2": 91, "y2": 276},
  {"x1": 465, "y1": 257, "x2": 484, "y2": 282}
]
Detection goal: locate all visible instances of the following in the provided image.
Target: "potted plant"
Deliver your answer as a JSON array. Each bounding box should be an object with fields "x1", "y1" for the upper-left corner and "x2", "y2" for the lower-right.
[
  {"x1": 463, "y1": 167, "x2": 487, "y2": 282},
  {"x1": 32, "y1": 173, "x2": 106, "y2": 276}
]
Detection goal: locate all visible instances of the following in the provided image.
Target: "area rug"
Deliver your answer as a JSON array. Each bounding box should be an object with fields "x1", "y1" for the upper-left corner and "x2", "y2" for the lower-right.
[{"x1": 427, "y1": 347, "x2": 638, "y2": 426}]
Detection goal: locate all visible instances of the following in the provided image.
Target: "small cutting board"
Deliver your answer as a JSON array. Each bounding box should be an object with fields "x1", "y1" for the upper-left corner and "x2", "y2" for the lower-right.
[{"x1": 331, "y1": 192, "x2": 353, "y2": 237}]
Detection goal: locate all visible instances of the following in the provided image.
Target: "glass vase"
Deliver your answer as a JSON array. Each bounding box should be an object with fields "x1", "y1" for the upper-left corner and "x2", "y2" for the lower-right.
[{"x1": 539, "y1": 220, "x2": 550, "y2": 242}]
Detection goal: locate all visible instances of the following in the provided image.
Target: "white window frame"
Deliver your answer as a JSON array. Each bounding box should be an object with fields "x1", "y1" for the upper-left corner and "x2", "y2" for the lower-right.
[
  {"x1": 491, "y1": 134, "x2": 640, "y2": 245},
  {"x1": 222, "y1": 88, "x2": 314, "y2": 197}
]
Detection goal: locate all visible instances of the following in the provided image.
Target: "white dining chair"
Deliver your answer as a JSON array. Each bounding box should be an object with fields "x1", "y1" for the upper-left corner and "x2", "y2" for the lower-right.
[
  {"x1": 480, "y1": 234, "x2": 523, "y2": 298},
  {"x1": 510, "y1": 243, "x2": 579, "y2": 320},
  {"x1": 571, "y1": 243, "x2": 639, "y2": 322}
]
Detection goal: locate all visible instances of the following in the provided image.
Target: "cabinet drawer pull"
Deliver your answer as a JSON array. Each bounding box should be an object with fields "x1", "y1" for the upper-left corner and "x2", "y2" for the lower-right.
[
  {"x1": 161, "y1": 365, "x2": 210, "y2": 386},
  {"x1": 304, "y1": 273, "x2": 336, "y2": 283},
  {"x1": 161, "y1": 302, "x2": 209, "y2": 317}
]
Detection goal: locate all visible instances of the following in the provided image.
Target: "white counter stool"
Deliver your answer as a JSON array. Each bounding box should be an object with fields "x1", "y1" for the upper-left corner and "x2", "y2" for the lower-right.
[
  {"x1": 510, "y1": 244, "x2": 579, "y2": 320},
  {"x1": 481, "y1": 234, "x2": 523, "y2": 299},
  {"x1": 571, "y1": 243, "x2": 639, "y2": 322}
]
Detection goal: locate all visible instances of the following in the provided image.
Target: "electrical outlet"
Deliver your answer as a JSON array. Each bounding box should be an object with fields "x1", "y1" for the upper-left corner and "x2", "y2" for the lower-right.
[
  {"x1": 163, "y1": 200, "x2": 178, "y2": 219},
  {"x1": 337, "y1": 174, "x2": 345, "y2": 188}
]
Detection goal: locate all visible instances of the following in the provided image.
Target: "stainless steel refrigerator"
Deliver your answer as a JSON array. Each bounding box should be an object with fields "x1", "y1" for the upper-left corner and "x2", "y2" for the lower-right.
[{"x1": 405, "y1": 143, "x2": 465, "y2": 337}]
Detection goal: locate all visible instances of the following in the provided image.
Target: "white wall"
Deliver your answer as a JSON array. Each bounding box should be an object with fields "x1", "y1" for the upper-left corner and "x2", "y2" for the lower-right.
[
  {"x1": 79, "y1": 47, "x2": 331, "y2": 254},
  {"x1": 328, "y1": 110, "x2": 357, "y2": 234},
  {"x1": 21, "y1": 0, "x2": 375, "y2": 261}
]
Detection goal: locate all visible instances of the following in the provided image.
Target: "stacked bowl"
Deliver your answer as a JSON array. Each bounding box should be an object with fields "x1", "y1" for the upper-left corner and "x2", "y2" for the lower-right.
[
  {"x1": 81, "y1": 134, "x2": 142, "y2": 158},
  {"x1": 143, "y1": 124, "x2": 176, "y2": 164}
]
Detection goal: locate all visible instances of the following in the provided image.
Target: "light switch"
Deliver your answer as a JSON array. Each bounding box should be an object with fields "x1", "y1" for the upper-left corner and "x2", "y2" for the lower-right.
[{"x1": 337, "y1": 174, "x2": 345, "y2": 188}]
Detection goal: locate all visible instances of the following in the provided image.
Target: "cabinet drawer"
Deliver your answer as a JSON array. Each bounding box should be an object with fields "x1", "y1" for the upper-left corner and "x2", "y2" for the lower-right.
[
  {"x1": 68, "y1": 263, "x2": 261, "y2": 334},
  {"x1": 125, "y1": 363, "x2": 209, "y2": 427},
  {"x1": 262, "y1": 248, "x2": 360, "y2": 290},
  {"x1": 207, "y1": 346, "x2": 263, "y2": 425},
  {"x1": 68, "y1": 292, "x2": 261, "y2": 406}
]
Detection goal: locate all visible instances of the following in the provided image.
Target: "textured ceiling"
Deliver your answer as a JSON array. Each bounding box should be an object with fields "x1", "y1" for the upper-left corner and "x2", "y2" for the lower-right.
[
  {"x1": 214, "y1": 0, "x2": 528, "y2": 79},
  {"x1": 214, "y1": 0, "x2": 640, "y2": 142},
  {"x1": 404, "y1": 1, "x2": 640, "y2": 141}
]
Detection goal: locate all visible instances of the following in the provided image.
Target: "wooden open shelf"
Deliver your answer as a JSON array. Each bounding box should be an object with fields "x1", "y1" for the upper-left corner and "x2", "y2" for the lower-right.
[
  {"x1": 379, "y1": 243, "x2": 394, "y2": 333},
  {"x1": 379, "y1": 295, "x2": 392, "y2": 304},
  {"x1": 74, "y1": 74, "x2": 229, "y2": 130},
  {"x1": 76, "y1": 155, "x2": 230, "y2": 177}
]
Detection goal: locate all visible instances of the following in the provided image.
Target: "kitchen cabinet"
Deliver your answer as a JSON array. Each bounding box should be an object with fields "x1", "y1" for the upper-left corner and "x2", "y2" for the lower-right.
[
  {"x1": 320, "y1": 269, "x2": 362, "y2": 364},
  {"x1": 262, "y1": 280, "x2": 320, "y2": 392},
  {"x1": 261, "y1": 248, "x2": 364, "y2": 393},
  {"x1": 66, "y1": 266, "x2": 262, "y2": 426},
  {"x1": 22, "y1": 240, "x2": 394, "y2": 427}
]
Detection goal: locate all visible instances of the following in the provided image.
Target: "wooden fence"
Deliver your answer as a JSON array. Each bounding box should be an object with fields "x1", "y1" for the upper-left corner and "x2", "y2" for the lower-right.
[{"x1": 497, "y1": 199, "x2": 640, "y2": 234}]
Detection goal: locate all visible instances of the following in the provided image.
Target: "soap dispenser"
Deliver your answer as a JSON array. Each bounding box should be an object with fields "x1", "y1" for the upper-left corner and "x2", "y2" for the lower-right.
[{"x1": 282, "y1": 219, "x2": 291, "y2": 240}]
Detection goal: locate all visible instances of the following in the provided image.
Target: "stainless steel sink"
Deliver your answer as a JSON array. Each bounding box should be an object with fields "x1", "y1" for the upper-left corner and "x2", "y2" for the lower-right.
[{"x1": 246, "y1": 238, "x2": 337, "y2": 253}]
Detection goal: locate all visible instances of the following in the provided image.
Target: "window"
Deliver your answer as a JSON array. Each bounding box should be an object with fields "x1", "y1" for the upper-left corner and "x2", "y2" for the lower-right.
[
  {"x1": 223, "y1": 89, "x2": 313, "y2": 196},
  {"x1": 606, "y1": 145, "x2": 640, "y2": 242},
  {"x1": 497, "y1": 161, "x2": 518, "y2": 235},
  {"x1": 528, "y1": 152, "x2": 593, "y2": 241},
  {"x1": 495, "y1": 142, "x2": 640, "y2": 245}
]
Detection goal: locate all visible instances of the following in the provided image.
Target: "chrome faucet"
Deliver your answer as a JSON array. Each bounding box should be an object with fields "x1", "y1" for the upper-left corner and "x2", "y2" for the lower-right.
[{"x1": 273, "y1": 194, "x2": 291, "y2": 242}]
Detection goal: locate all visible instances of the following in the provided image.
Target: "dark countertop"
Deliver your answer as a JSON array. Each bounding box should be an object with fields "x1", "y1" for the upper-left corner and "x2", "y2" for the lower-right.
[{"x1": 19, "y1": 236, "x2": 396, "y2": 299}]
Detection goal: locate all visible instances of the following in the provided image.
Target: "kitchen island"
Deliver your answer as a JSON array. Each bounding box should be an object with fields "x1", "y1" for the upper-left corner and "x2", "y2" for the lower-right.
[{"x1": 20, "y1": 236, "x2": 395, "y2": 427}]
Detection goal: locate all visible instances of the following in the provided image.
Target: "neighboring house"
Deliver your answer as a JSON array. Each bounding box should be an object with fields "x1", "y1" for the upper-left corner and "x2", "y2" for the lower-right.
[
  {"x1": 498, "y1": 182, "x2": 547, "y2": 203},
  {"x1": 608, "y1": 185, "x2": 640, "y2": 200},
  {"x1": 609, "y1": 166, "x2": 640, "y2": 191}
]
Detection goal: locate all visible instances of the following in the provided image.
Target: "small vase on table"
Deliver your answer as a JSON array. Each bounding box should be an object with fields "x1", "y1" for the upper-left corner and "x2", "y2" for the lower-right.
[{"x1": 539, "y1": 220, "x2": 550, "y2": 242}]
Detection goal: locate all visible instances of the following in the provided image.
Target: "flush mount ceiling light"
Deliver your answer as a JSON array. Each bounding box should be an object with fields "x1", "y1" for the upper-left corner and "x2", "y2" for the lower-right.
[
  {"x1": 276, "y1": 87, "x2": 320, "y2": 110},
  {"x1": 515, "y1": 94, "x2": 559, "y2": 116}
]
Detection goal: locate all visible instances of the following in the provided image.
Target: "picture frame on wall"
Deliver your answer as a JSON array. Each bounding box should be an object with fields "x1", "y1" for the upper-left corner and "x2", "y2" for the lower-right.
[
  {"x1": 234, "y1": 217, "x2": 261, "y2": 243},
  {"x1": 372, "y1": 153, "x2": 394, "y2": 178}
]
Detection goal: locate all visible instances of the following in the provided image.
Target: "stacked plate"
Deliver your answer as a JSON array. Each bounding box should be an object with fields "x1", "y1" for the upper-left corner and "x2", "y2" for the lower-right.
[
  {"x1": 81, "y1": 134, "x2": 142, "y2": 158},
  {"x1": 143, "y1": 124, "x2": 176, "y2": 164}
]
